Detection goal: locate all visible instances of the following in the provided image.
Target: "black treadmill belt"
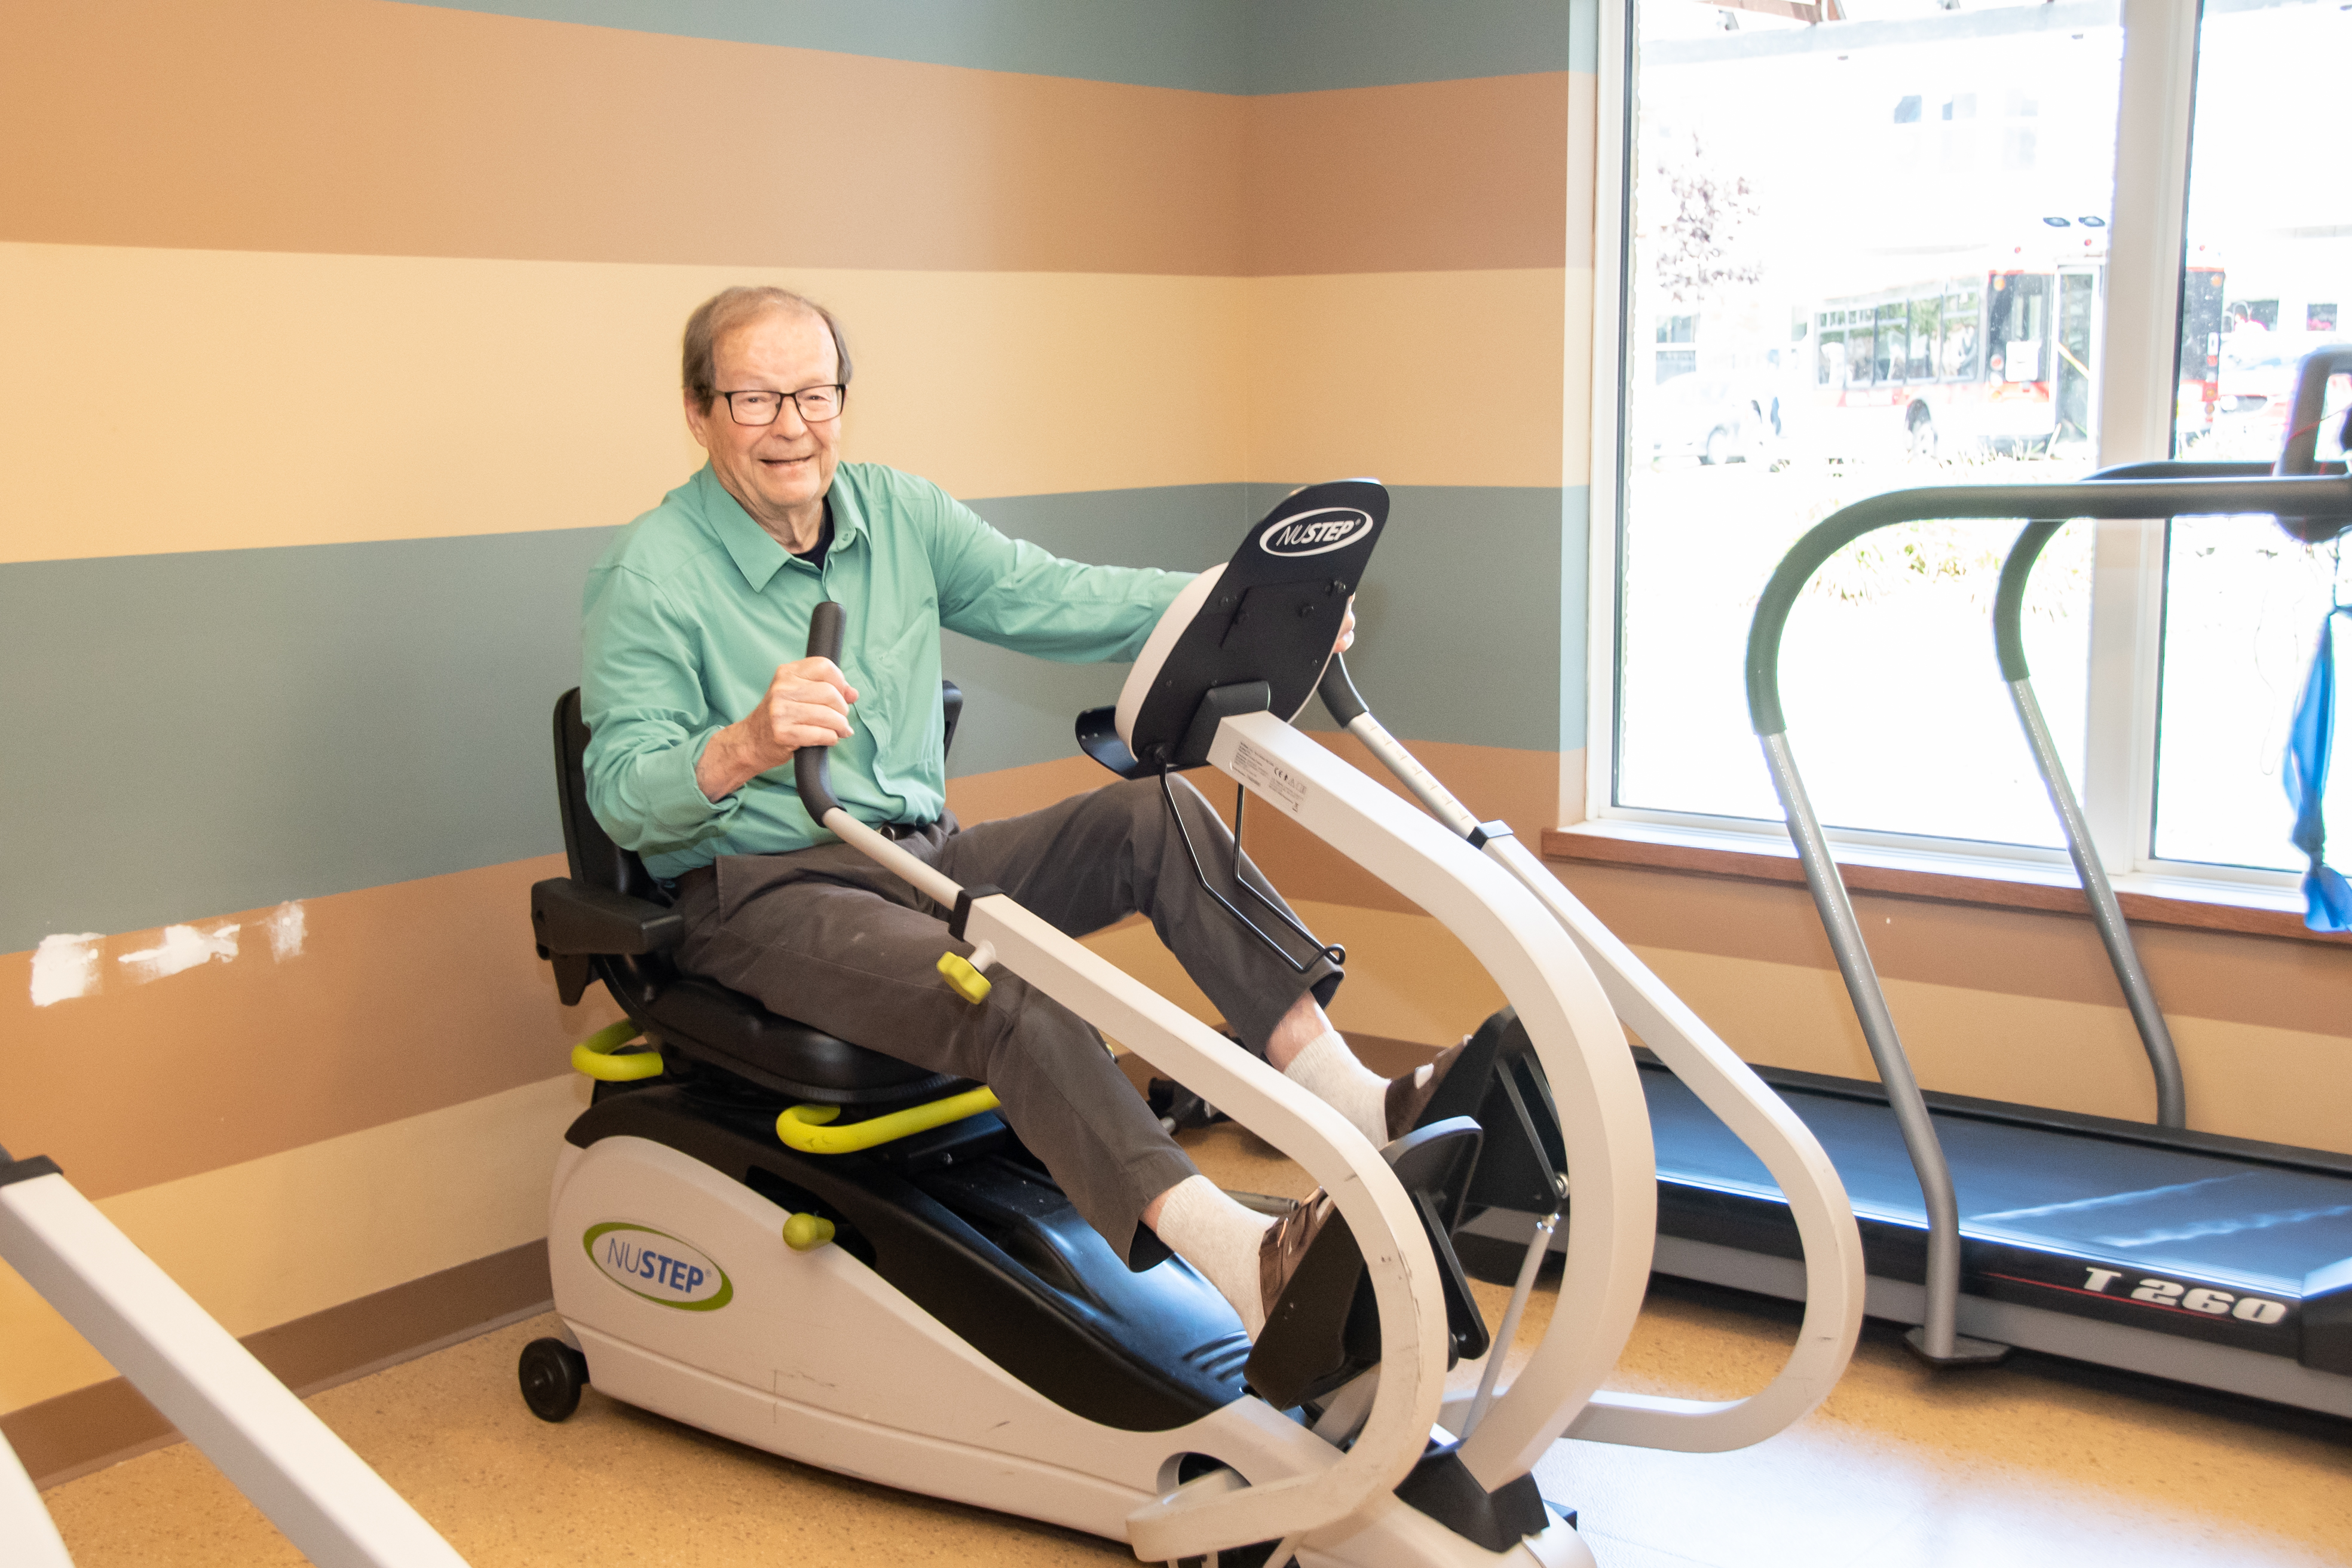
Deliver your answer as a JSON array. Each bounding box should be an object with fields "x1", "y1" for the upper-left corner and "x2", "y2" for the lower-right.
[{"x1": 1642, "y1": 1070, "x2": 2352, "y2": 1296}]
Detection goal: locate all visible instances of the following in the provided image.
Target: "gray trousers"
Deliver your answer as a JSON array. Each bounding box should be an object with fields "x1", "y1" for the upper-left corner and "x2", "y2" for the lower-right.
[{"x1": 672, "y1": 775, "x2": 1343, "y2": 1260}]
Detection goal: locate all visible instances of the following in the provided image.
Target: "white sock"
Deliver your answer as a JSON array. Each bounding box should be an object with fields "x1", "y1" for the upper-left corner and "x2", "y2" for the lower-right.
[
  {"x1": 1154, "y1": 1174, "x2": 1277, "y2": 1335},
  {"x1": 1282, "y1": 1028, "x2": 1390, "y2": 1146}
]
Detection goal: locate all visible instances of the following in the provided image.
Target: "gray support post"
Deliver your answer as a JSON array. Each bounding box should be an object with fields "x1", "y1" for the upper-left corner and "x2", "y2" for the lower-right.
[
  {"x1": 2006, "y1": 676, "x2": 2187, "y2": 1127},
  {"x1": 1994, "y1": 516, "x2": 2187, "y2": 1128},
  {"x1": 1759, "y1": 734, "x2": 2005, "y2": 1366}
]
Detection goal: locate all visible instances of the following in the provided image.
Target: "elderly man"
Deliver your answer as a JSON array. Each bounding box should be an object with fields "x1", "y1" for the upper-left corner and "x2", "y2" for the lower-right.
[{"x1": 581, "y1": 286, "x2": 1455, "y2": 1334}]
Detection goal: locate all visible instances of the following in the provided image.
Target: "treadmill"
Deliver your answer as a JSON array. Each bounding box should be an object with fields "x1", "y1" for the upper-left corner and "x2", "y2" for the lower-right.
[{"x1": 1464, "y1": 350, "x2": 2352, "y2": 1419}]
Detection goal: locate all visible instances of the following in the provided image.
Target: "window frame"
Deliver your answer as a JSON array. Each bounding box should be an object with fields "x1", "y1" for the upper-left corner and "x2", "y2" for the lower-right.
[{"x1": 1581, "y1": 0, "x2": 2307, "y2": 907}]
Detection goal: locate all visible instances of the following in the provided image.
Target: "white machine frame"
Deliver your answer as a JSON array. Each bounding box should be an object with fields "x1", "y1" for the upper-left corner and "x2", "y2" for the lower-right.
[
  {"x1": 0, "y1": 1156, "x2": 469, "y2": 1567},
  {"x1": 1324, "y1": 691, "x2": 1867, "y2": 1451}
]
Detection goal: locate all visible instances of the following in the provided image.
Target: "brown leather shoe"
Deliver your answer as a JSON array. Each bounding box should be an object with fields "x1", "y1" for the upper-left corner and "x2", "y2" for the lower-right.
[
  {"x1": 1257, "y1": 1190, "x2": 1337, "y2": 1327},
  {"x1": 1384, "y1": 1036, "x2": 1471, "y2": 1142}
]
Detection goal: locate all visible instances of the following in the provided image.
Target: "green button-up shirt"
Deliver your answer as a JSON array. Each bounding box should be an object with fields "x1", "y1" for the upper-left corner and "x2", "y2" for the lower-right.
[{"x1": 581, "y1": 462, "x2": 1190, "y2": 877}]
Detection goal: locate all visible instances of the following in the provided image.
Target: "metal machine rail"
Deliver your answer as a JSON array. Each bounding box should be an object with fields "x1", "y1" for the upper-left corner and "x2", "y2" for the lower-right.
[{"x1": 1743, "y1": 470, "x2": 2352, "y2": 1362}]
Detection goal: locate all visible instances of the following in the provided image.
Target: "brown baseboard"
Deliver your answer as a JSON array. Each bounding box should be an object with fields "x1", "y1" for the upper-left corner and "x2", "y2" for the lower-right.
[{"x1": 4, "y1": 1239, "x2": 551, "y2": 1490}]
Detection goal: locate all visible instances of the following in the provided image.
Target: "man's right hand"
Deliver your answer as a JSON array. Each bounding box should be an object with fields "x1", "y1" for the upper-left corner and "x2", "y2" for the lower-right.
[{"x1": 696, "y1": 657, "x2": 859, "y2": 803}]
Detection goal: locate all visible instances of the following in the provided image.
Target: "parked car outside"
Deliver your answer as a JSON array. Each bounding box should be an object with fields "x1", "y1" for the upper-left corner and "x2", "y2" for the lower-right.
[
  {"x1": 2195, "y1": 329, "x2": 2350, "y2": 460},
  {"x1": 1645, "y1": 373, "x2": 1777, "y2": 466}
]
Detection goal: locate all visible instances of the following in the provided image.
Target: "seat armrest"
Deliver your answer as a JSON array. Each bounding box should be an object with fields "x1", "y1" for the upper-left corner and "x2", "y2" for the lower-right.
[{"x1": 531, "y1": 879, "x2": 685, "y2": 957}]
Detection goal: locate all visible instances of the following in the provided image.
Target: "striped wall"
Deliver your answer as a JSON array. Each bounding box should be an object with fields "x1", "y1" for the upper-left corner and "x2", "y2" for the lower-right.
[{"x1": 1, "y1": 0, "x2": 1597, "y2": 1448}]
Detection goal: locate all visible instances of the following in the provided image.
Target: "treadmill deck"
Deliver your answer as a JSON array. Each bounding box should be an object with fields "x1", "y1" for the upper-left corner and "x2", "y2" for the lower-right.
[{"x1": 1451, "y1": 1059, "x2": 2352, "y2": 1415}]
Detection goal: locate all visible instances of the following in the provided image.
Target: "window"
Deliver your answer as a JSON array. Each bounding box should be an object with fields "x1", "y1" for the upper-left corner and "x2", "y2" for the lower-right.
[
  {"x1": 1598, "y1": 0, "x2": 2352, "y2": 895},
  {"x1": 2149, "y1": 0, "x2": 2352, "y2": 873},
  {"x1": 1609, "y1": 0, "x2": 2118, "y2": 848}
]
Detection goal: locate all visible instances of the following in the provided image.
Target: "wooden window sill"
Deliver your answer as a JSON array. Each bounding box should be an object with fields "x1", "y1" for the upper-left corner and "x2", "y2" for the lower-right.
[{"x1": 1539, "y1": 823, "x2": 2352, "y2": 947}]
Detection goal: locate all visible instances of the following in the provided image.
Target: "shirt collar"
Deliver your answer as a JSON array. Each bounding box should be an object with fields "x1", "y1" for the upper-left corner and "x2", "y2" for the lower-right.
[{"x1": 693, "y1": 464, "x2": 864, "y2": 593}]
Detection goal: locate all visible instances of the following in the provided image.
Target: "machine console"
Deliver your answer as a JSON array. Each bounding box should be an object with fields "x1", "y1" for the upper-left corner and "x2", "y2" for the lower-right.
[{"x1": 1077, "y1": 480, "x2": 1387, "y2": 776}]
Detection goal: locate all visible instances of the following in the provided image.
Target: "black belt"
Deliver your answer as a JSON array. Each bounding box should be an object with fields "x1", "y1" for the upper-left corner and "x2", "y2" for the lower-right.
[{"x1": 872, "y1": 819, "x2": 938, "y2": 841}]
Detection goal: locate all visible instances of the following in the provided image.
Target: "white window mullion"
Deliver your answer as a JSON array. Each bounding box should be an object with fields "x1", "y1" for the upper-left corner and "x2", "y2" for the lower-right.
[
  {"x1": 2083, "y1": 0, "x2": 2201, "y2": 872},
  {"x1": 1581, "y1": 0, "x2": 1633, "y2": 828}
]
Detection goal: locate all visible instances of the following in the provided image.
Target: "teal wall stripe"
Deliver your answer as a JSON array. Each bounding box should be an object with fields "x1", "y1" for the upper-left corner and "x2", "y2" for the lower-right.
[
  {"x1": 2, "y1": 528, "x2": 615, "y2": 955},
  {"x1": 1250, "y1": 0, "x2": 1597, "y2": 90},
  {"x1": 947, "y1": 486, "x2": 1245, "y2": 776},
  {"x1": 0, "y1": 482, "x2": 1576, "y2": 951},
  {"x1": 956, "y1": 483, "x2": 1579, "y2": 773},
  {"x1": 389, "y1": 0, "x2": 1591, "y2": 94},
  {"x1": 1242, "y1": 484, "x2": 1577, "y2": 752}
]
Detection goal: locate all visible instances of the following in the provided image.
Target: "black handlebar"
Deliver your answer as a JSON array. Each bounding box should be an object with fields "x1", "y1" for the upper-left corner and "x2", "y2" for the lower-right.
[
  {"x1": 1317, "y1": 652, "x2": 1370, "y2": 727},
  {"x1": 794, "y1": 601, "x2": 846, "y2": 820}
]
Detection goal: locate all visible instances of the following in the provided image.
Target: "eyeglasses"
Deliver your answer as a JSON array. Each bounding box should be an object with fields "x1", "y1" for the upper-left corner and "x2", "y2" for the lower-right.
[{"x1": 715, "y1": 384, "x2": 846, "y2": 426}]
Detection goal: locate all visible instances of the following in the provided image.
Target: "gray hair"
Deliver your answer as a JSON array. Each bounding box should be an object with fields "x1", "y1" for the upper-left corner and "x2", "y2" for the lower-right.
[{"x1": 681, "y1": 286, "x2": 853, "y2": 408}]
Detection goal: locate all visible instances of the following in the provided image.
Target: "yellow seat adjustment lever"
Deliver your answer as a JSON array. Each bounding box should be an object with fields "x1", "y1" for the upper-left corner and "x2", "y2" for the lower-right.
[
  {"x1": 570, "y1": 1019, "x2": 664, "y2": 1082},
  {"x1": 936, "y1": 937, "x2": 997, "y2": 1004},
  {"x1": 777, "y1": 1086, "x2": 1002, "y2": 1154}
]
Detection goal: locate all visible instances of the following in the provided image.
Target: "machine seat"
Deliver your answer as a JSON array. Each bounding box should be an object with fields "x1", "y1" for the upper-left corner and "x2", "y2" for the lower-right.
[{"x1": 535, "y1": 687, "x2": 966, "y2": 1106}]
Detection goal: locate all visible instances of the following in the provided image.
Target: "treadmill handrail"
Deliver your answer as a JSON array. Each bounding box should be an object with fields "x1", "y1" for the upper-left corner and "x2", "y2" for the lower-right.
[
  {"x1": 1991, "y1": 512, "x2": 2185, "y2": 1128},
  {"x1": 1741, "y1": 469, "x2": 2352, "y2": 1361},
  {"x1": 1744, "y1": 473, "x2": 2352, "y2": 736},
  {"x1": 1986, "y1": 454, "x2": 2350, "y2": 1126}
]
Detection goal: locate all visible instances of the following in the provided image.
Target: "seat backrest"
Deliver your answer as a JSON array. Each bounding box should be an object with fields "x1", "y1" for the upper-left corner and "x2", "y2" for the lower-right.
[
  {"x1": 553, "y1": 688, "x2": 672, "y2": 905},
  {"x1": 553, "y1": 681, "x2": 967, "y2": 906}
]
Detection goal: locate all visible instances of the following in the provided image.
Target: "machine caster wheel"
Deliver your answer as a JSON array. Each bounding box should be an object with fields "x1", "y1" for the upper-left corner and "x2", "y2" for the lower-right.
[{"x1": 519, "y1": 1336, "x2": 589, "y2": 1422}]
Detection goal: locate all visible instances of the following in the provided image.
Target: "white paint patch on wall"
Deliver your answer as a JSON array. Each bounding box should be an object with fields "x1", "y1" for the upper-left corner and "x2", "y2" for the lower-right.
[
  {"x1": 28, "y1": 904, "x2": 304, "y2": 1004},
  {"x1": 28, "y1": 933, "x2": 105, "y2": 1006},
  {"x1": 265, "y1": 901, "x2": 307, "y2": 960},
  {"x1": 117, "y1": 922, "x2": 240, "y2": 982}
]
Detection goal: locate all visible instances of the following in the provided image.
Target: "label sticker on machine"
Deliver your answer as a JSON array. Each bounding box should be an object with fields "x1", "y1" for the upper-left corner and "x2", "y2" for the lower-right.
[
  {"x1": 1987, "y1": 1262, "x2": 2292, "y2": 1325},
  {"x1": 1230, "y1": 739, "x2": 1307, "y2": 813},
  {"x1": 585, "y1": 1222, "x2": 734, "y2": 1312},
  {"x1": 1260, "y1": 507, "x2": 1373, "y2": 558}
]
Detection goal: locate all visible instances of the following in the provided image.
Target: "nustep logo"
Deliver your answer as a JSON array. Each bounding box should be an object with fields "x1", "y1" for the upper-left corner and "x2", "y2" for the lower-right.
[
  {"x1": 585, "y1": 1222, "x2": 734, "y2": 1312},
  {"x1": 1260, "y1": 507, "x2": 1373, "y2": 558}
]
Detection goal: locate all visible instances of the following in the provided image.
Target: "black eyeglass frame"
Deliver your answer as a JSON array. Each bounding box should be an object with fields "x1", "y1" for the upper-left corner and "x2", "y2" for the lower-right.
[{"x1": 714, "y1": 384, "x2": 849, "y2": 427}]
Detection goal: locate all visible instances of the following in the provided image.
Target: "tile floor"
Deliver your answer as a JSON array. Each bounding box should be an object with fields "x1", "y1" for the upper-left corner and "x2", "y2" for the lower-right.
[{"x1": 41, "y1": 1120, "x2": 2352, "y2": 1567}]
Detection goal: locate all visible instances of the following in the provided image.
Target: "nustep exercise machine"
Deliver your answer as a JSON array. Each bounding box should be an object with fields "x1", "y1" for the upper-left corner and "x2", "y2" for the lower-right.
[{"x1": 522, "y1": 482, "x2": 1865, "y2": 1566}]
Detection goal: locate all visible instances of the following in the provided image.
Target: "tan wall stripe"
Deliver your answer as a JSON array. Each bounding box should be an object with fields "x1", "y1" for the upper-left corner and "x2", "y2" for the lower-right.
[
  {"x1": 1, "y1": 244, "x2": 1571, "y2": 564},
  {"x1": 2, "y1": 857, "x2": 616, "y2": 1200},
  {"x1": 1, "y1": 1241, "x2": 549, "y2": 1488},
  {"x1": 1242, "y1": 74, "x2": 1572, "y2": 275},
  {"x1": 0, "y1": 246, "x2": 1260, "y2": 564},
  {"x1": 5, "y1": 0, "x2": 1241, "y2": 275},
  {"x1": 1630, "y1": 944, "x2": 2352, "y2": 1156},
  {"x1": 7, "y1": 1, "x2": 1572, "y2": 278},
  {"x1": 1246, "y1": 269, "x2": 1580, "y2": 488},
  {"x1": 1554, "y1": 858, "x2": 2352, "y2": 1043}
]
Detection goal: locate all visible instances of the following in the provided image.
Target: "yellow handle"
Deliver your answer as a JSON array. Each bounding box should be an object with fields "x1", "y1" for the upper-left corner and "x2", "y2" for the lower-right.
[
  {"x1": 776, "y1": 1086, "x2": 1002, "y2": 1154},
  {"x1": 782, "y1": 1212, "x2": 836, "y2": 1251},
  {"x1": 936, "y1": 951, "x2": 992, "y2": 1004},
  {"x1": 571, "y1": 1019, "x2": 663, "y2": 1082}
]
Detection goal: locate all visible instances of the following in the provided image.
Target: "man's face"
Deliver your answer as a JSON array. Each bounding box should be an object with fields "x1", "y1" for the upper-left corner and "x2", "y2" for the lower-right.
[{"x1": 684, "y1": 307, "x2": 843, "y2": 543}]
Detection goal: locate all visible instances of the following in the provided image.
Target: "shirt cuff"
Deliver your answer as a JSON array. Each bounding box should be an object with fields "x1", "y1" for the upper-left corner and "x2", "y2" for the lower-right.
[{"x1": 654, "y1": 727, "x2": 746, "y2": 831}]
